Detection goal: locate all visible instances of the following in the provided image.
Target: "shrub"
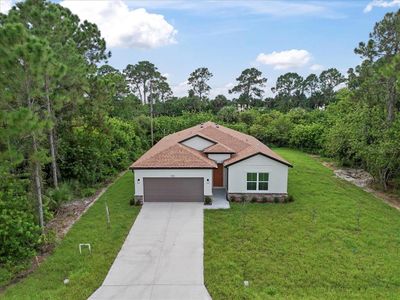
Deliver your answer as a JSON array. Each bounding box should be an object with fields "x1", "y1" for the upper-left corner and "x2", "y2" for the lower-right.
[
  {"x1": 287, "y1": 195, "x2": 295, "y2": 202},
  {"x1": 218, "y1": 106, "x2": 239, "y2": 123},
  {"x1": 261, "y1": 196, "x2": 269, "y2": 203},
  {"x1": 0, "y1": 201, "x2": 41, "y2": 264},
  {"x1": 250, "y1": 196, "x2": 258, "y2": 203},
  {"x1": 273, "y1": 197, "x2": 280, "y2": 203},
  {"x1": 240, "y1": 195, "x2": 247, "y2": 203},
  {"x1": 46, "y1": 183, "x2": 74, "y2": 211},
  {"x1": 229, "y1": 195, "x2": 236, "y2": 202},
  {"x1": 204, "y1": 196, "x2": 212, "y2": 205},
  {"x1": 290, "y1": 123, "x2": 324, "y2": 151},
  {"x1": 129, "y1": 198, "x2": 135, "y2": 206}
]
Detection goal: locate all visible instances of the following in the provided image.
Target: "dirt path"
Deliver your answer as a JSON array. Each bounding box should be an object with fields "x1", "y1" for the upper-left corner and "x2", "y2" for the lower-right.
[
  {"x1": 311, "y1": 155, "x2": 400, "y2": 211},
  {"x1": 46, "y1": 170, "x2": 126, "y2": 240}
]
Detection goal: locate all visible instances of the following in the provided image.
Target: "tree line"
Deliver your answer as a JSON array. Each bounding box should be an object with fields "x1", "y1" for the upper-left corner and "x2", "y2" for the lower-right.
[{"x1": 0, "y1": 0, "x2": 399, "y2": 284}]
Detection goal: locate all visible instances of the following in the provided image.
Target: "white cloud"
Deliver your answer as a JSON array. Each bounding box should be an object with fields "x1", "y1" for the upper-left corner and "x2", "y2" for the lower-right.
[
  {"x1": 171, "y1": 81, "x2": 189, "y2": 97},
  {"x1": 256, "y1": 49, "x2": 312, "y2": 70},
  {"x1": 310, "y1": 64, "x2": 324, "y2": 72},
  {"x1": 0, "y1": 0, "x2": 13, "y2": 14},
  {"x1": 129, "y1": 1, "x2": 345, "y2": 19},
  {"x1": 334, "y1": 82, "x2": 347, "y2": 91},
  {"x1": 60, "y1": 0, "x2": 177, "y2": 49},
  {"x1": 209, "y1": 82, "x2": 234, "y2": 98},
  {"x1": 364, "y1": 0, "x2": 400, "y2": 12}
]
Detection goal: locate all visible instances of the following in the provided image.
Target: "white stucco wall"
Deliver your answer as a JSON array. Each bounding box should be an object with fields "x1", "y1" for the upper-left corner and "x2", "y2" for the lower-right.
[
  {"x1": 207, "y1": 153, "x2": 231, "y2": 163},
  {"x1": 227, "y1": 154, "x2": 288, "y2": 194},
  {"x1": 223, "y1": 167, "x2": 228, "y2": 188},
  {"x1": 134, "y1": 169, "x2": 213, "y2": 196},
  {"x1": 181, "y1": 136, "x2": 214, "y2": 151}
]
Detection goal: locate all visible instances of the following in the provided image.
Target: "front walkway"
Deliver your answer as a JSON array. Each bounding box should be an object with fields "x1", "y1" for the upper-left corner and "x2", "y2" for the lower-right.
[
  {"x1": 89, "y1": 203, "x2": 211, "y2": 300},
  {"x1": 204, "y1": 188, "x2": 230, "y2": 210}
]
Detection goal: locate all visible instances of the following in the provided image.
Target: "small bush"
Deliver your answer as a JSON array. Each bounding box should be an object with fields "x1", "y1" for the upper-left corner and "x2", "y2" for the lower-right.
[
  {"x1": 250, "y1": 196, "x2": 258, "y2": 203},
  {"x1": 204, "y1": 196, "x2": 212, "y2": 205},
  {"x1": 240, "y1": 195, "x2": 247, "y2": 203},
  {"x1": 273, "y1": 197, "x2": 280, "y2": 203},
  {"x1": 261, "y1": 196, "x2": 268, "y2": 203},
  {"x1": 46, "y1": 183, "x2": 74, "y2": 210},
  {"x1": 82, "y1": 187, "x2": 97, "y2": 197},
  {"x1": 129, "y1": 198, "x2": 135, "y2": 206},
  {"x1": 229, "y1": 195, "x2": 236, "y2": 202},
  {"x1": 287, "y1": 195, "x2": 295, "y2": 202}
]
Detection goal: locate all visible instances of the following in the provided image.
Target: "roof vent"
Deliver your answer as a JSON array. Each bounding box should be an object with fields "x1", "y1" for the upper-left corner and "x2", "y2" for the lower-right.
[{"x1": 200, "y1": 123, "x2": 204, "y2": 128}]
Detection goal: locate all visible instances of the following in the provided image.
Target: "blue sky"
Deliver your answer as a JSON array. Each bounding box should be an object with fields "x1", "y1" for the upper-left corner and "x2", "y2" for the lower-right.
[{"x1": 2, "y1": 0, "x2": 399, "y2": 98}]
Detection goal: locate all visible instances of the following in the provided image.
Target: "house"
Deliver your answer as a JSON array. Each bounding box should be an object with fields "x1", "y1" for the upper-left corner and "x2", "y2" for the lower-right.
[{"x1": 130, "y1": 121, "x2": 292, "y2": 203}]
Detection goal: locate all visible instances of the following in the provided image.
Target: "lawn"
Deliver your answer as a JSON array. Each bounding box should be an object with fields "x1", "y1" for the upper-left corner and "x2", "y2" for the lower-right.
[
  {"x1": 1, "y1": 171, "x2": 139, "y2": 300},
  {"x1": 204, "y1": 149, "x2": 400, "y2": 300}
]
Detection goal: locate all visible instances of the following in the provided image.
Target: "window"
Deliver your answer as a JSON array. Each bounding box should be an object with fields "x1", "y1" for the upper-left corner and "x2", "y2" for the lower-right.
[
  {"x1": 246, "y1": 172, "x2": 269, "y2": 191},
  {"x1": 247, "y1": 173, "x2": 257, "y2": 190}
]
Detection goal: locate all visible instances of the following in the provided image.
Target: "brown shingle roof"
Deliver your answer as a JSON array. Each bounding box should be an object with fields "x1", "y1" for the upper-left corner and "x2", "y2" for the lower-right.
[
  {"x1": 203, "y1": 143, "x2": 235, "y2": 154},
  {"x1": 130, "y1": 121, "x2": 292, "y2": 169}
]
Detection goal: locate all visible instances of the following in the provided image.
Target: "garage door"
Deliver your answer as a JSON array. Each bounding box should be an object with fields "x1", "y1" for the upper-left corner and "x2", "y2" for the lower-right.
[{"x1": 143, "y1": 177, "x2": 204, "y2": 202}]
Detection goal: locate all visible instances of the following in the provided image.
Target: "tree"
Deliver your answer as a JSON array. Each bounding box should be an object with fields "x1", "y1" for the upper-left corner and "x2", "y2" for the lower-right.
[
  {"x1": 150, "y1": 74, "x2": 172, "y2": 102},
  {"x1": 303, "y1": 74, "x2": 320, "y2": 97},
  {"x1": 209, "y1": 94, "x2": 230, "y2": 113},
  {"x1": 2, "y1": 0, "x2": 109, "y2": 188},
  {"x1": 188, "y1": 67, "x2": 213, "y2": 99},
  {"x1": 0, "y1": 24, "x2": 53, "y2": 229},
  {"x1": 123, "y1": 61, "x2": 160, "y2": 104},
  {"x1": 272, "y1": 72, "x2": 304, "y2": 97},
  {"x1": 229, "y1": 68, "x2": 267, "y2": 108},
  {"x1": 271, "y1": 72, "x2": 306, "y2": 111},
  {"x1": 3, "y1": 0, "x2": 109, "y2": 65},
  {"x1": 319, "y1": 68, "x2": 345, "y2": 103},
  {"x1": 355, "y1": 10, "x2": 400, "y2": 123},
  {"x1": 218, "y1": 106, "x2": 239, "y2": 123}
]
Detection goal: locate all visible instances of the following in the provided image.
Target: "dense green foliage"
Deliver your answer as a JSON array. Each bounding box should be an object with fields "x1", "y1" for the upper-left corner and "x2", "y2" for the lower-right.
[
  {"x1": 1, "y1": 0, "x2": 400, "y2": 290},
  {"x1": 1, "y1": 172, "x2": 140, "y2": 299},
  {"x1": 205, "y1": 149, "x2": 400, "y2": 299}
]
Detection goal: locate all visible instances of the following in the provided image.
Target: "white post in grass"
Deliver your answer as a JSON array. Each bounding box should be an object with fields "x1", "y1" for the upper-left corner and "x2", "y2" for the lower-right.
[{"x1": 105, "y1": 202, "x2": 111, "y2": 228}]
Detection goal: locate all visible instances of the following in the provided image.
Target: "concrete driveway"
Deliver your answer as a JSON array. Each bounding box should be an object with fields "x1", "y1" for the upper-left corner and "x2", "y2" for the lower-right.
[{"x1": 89, "y1": 202, "x2": 211, "y2": 300}]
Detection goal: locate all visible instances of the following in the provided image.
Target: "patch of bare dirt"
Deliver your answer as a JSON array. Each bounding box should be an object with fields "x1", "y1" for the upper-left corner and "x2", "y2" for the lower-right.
[
  {"x1": 46, "y1": 186, "x2": 107, "y2": 240},
  {"x1": 333, "y1": 168, "x2": 374, "y2": 188},
  {"x1": 312, "y1": 155, "x2": 400, "y2": 211}
]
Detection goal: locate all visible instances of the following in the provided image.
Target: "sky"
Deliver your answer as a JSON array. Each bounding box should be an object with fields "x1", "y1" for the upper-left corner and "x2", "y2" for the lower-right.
[{"x1": 1, "y1": 0, "x2": 400, "y2": 98}]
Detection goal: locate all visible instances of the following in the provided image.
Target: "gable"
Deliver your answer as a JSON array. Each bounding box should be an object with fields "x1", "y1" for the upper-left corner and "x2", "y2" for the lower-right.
[
  {"x1": 227, "y1": 154, "x2": 290, "y2": 168},
  {"x1": 181, "y1": 135, "x2": 215, "y2": 151}
]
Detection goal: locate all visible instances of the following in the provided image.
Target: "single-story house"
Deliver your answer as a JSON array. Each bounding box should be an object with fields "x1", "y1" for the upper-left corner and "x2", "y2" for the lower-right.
[{"x1": 130, "y1": 121, "x2": 292, "y2": 203}]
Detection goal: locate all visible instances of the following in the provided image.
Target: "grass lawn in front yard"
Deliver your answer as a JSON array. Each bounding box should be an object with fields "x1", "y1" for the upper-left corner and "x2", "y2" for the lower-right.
[
  {"x1": 205, "y1": 149, "x2": 400, "y2": 299},
  {"x1": 1, "y1": 171, "x2": 139, "y2": 300}
]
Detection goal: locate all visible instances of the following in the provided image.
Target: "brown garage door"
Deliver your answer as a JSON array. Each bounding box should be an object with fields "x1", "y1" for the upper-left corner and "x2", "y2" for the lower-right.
[{"x1": 143, "y1": 177, "x2": 204, "y2": 202}]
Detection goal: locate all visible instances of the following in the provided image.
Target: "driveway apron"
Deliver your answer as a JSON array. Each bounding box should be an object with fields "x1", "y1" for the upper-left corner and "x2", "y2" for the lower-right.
[{"x1": 89, "y1": 202, "x2": 211, "y2": 300}]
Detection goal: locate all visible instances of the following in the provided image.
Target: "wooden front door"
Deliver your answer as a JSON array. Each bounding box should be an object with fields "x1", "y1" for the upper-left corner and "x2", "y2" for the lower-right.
[{"x1": 213, "y1": 164, "x2": 224, "y2": 187}]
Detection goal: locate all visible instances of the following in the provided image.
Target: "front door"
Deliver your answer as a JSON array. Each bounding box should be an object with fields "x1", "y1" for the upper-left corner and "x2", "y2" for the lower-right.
[{"x1": 213, "y1": 164, "x2": 224, "y2": 187}]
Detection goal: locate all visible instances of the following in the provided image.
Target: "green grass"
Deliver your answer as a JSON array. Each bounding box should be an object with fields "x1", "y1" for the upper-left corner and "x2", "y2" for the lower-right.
[
  {"x1": 204, "y1": 149, "x2": 400, "y2": 299},
  {"x1": 1, "y1": 172, "x2": 139, "y2": 300}
]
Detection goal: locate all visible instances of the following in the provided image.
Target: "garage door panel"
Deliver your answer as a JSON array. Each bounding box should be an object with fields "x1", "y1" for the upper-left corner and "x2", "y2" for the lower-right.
[{"x1": 144, "y1": 178, "x2": 203, "y2": 202}]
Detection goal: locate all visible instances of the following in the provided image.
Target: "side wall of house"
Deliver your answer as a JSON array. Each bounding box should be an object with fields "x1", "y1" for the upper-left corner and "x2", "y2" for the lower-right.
[
  {"x1": 227, "y1": 154, "x2": 288, "y2": 195},
  {"x1": 134, "y1": 169, "x2": 213, "y2": 196},
  {"x1": 181, "y1": 136, "x2": 214, "y2": 151}
]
